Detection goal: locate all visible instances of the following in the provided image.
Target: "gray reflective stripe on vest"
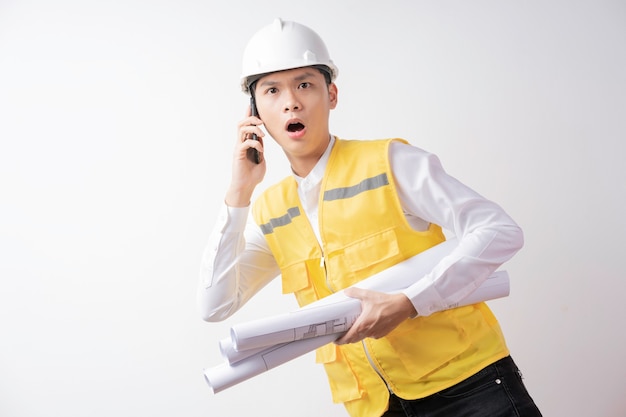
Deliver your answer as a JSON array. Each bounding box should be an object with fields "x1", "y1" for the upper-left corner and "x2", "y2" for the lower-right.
[
  {"x1": 260, "y1": 206, "x2": 301, "y2": 235},
  {"x1": 323, "y1": 173, "x2": 389, "y2": 202}
]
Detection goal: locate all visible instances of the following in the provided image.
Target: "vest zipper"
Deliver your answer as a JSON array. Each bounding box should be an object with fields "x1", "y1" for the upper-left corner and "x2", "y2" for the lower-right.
[
  {"x1": 362, "y1": 340, "x2": 395, "y2": 393},
  {"x1": 322, "y1": 253, "x2": 339, "y2": 294},
  {"x1": 321, "y1": 252, "x2": 337, "y2": 293},
  {"x1": 317, "y1": 225, "x2": 334, "y2": 295}
]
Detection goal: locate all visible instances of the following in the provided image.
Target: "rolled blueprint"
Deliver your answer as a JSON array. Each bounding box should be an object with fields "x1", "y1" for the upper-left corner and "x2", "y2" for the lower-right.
[
  {"x1": 205, "y1": 334, "x2": 338, "y2": 393},
  {"x1": 230, "y1": 299, "x2": 361, "y2": 352},
  {"x1": 218, "y1": 336, "x2": 285, "y2": 365},
  {"x1": 205, "y1": 273, "x2": 509, "y2": 393},
  {"x1": 220, "y1": 271, "x2": 509, "y2": 365}
]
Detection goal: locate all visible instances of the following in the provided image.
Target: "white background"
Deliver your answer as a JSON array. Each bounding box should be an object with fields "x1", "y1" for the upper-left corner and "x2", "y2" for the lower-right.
[{"x1": 1, "y1": 1, "x2": 625, "y2": 416}]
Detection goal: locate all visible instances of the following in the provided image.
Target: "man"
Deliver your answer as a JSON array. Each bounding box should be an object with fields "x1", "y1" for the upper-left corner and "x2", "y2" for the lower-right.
[{"x1": 198, "y1": 18, "x2": 542, "y2": 417}]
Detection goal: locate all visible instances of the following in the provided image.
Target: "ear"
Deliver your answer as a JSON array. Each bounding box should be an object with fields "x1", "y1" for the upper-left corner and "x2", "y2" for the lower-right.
[{"x1": 328, "y1": 83, "x2": 338, "y2": 109}]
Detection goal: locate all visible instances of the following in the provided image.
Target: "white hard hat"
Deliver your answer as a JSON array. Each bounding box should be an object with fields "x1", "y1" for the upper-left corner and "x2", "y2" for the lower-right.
[{"x1": 240, "y1": 18, "x2": 338, "y2": 94}]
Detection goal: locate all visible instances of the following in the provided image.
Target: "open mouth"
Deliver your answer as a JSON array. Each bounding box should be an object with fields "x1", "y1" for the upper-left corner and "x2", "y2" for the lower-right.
[{"x1": 287, "y1": 122, "x2": 305, "y2": 132}]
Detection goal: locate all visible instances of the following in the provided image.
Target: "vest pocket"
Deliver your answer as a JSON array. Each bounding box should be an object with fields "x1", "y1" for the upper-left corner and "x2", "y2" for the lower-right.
[
  {"x1": 340, "y1": 229, "x2": 401, "y2": 286},
  {"x1": 380, "y1": 309, "x2": 471, "y2": 380},
  {"x1": 280, "y1": 263, "x2": 309, "y2": 294},
  {"x1": 281, "y1": 260, "x2": 330, "y2": 307},
  {"x1": 316, "y1": 343, "x2": 363, "y2": 403}
]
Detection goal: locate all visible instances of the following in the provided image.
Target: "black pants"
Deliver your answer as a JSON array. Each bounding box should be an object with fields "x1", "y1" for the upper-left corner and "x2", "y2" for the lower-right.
[{"x1": 382, "y1": 356, "x2": 542, "y2": 417}]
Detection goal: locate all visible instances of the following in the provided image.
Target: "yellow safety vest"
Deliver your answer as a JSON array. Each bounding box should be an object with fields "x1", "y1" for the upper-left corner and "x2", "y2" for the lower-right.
[{"x1": 252, "y1": 138, "x2": 509, "y2": 417}]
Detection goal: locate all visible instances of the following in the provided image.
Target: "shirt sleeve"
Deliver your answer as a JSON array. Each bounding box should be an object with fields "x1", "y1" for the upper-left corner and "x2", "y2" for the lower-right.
[
  {"x1": 197, "y1": 203, "x2": 280, "y2": 322},
  {"x1": 390, "y1": 141, "x2": 524, "y2": 316}
]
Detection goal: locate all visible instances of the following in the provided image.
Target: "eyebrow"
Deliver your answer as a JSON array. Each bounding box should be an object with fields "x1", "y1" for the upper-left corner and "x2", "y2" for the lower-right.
[{"x1": 258, "y1": 70, "x2": 317, "y2": 88}]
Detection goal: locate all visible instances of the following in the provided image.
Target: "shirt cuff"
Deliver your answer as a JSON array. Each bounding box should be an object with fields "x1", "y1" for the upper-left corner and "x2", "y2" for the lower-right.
[
  {"x1": 403, "y1": 281, "x2": 445, "y2": 317},
  {"x1": 218, "y1": 203, "x2": 250, "y2": 233}
]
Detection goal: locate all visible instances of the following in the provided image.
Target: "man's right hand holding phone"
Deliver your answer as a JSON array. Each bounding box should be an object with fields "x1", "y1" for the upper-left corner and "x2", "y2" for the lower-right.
[{"x1": 225, "y1": 106, "x2": 266, "y2": 208}]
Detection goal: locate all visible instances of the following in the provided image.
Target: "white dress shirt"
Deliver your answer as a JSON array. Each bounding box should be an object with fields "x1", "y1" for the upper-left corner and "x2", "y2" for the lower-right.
[{"x1": 198, "y1": 137, "x2": 523, "y2": 322}]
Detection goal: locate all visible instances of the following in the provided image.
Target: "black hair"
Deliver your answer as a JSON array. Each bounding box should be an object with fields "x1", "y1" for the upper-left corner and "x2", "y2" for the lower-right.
[{"x1": 313, "y1": 65, "x2": 333, "y2": 85}]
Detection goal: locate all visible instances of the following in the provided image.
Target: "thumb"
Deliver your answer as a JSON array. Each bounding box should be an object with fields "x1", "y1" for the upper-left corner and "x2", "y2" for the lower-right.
[{"x1": 343, "y1": 287, "x2": 366, "y2": 300}]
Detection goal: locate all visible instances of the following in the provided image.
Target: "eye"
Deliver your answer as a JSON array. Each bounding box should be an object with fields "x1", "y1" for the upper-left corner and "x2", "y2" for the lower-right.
[
  {"x1": 265, "y1": 87, "x2": 278, "y2": 95},
  {"x1": 298, "y1": 82, "x2": 311, "y2": 89}
]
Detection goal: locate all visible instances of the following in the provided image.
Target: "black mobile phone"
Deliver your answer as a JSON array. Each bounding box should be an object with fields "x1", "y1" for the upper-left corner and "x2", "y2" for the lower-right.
[{"x1": 247, "y1": 96, "x2": 261, "y2": 164}]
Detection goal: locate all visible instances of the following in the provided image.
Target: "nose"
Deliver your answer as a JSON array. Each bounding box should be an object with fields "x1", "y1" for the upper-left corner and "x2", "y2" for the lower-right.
[{"x1": 283, "y1": 90, "x2": 301, "y2": 112}]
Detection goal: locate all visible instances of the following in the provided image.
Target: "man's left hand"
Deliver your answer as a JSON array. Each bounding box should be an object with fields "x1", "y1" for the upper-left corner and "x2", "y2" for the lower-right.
[{"x1": 334, "y1": 287, "x2": 417, "y2": 345}]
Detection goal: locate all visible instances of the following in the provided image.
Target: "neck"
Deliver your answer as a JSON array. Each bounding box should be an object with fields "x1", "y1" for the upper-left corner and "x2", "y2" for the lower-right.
[
  {"x1": 287, "y1": 135, "x2": 331, "y2": 178},
  {"x1": 289, "y1": 154, "x2": 323, "y2": 178}
]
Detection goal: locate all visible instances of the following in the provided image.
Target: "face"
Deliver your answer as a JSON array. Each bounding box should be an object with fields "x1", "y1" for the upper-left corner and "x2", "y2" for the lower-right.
[{"x1": 253, "y1": 67, "x2": 338, "y2": 174}]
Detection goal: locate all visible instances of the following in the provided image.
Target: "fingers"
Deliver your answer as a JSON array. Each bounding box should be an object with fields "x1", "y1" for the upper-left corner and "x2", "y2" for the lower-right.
[
  {"x1": 336, "y1": 288, "x2": 368, "y2": 345},
  {"x1": 238, "y1": 130, "x2": 264, "y2": 161},
  {"x1": 343, "y1": 287, "x2": 365, "y2": 299},
  {"x1": 238, "y1": 106, "x2": 264, "y2": 143},
  {"x1": 335, "y1": 321, "x2": 368, "y2": 345},
  {"x1": 335, "y1": 289, "x2": 413, "y2": 345},
  {"x1": 238, "y1": 122, "x2": 264, "y2": 143},
  {"x1": 236, "y1": 112, "x2": 265, "y2": 163}
]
